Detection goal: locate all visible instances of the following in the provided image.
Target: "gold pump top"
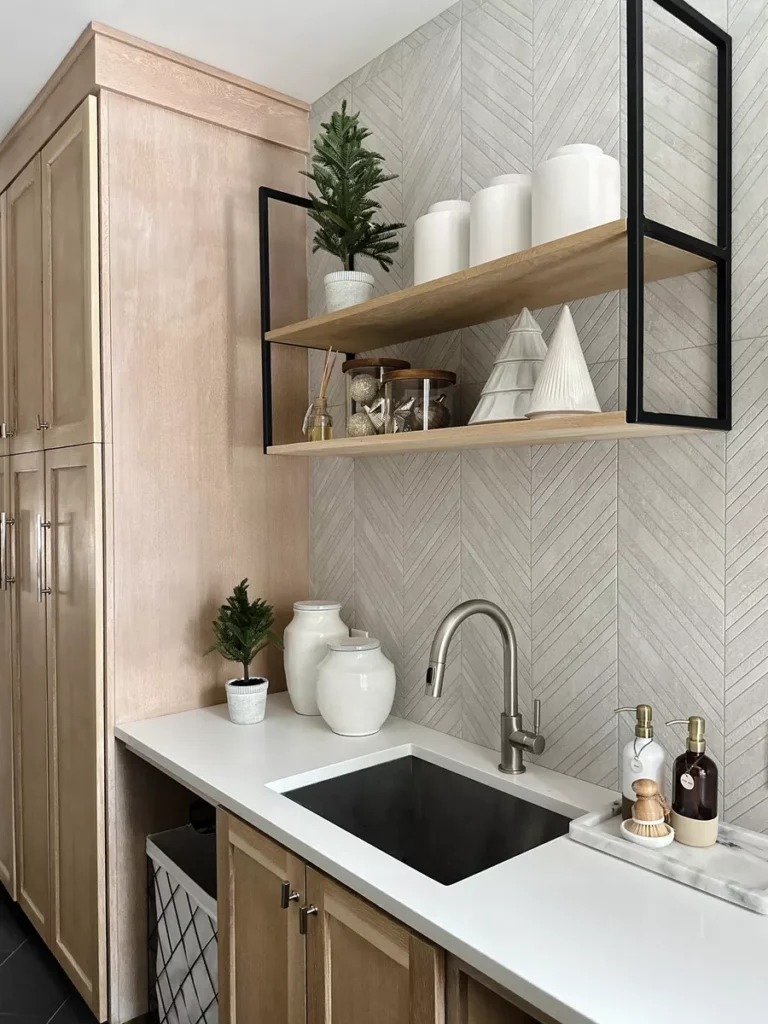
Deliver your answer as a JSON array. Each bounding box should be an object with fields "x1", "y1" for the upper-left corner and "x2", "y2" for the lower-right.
[
  {"x1": 667, "y1": 715, "x2": 706, "y2": 754},
  {"x1": 615, "y1": 704, "x2": 654, "y2": 739}
]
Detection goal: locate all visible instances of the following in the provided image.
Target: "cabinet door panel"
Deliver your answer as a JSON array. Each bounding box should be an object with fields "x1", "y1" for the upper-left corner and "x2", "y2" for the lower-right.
[
  {"x1": 0, "y1": 457, "x2": 14, "y2": 895},
  {"x1": 217, "y1": 810, "x2": 305, "y2": 1024},
  {"x1": 0, "y1": 193, "x2": 9, "y2": 457},
  {"x1": 10, "y1": 450, "x2": 48, "y2": 935},
  {"x1": 7, "y1": 158, "x2": 44, "y2": 455},
  {"x1": 306, "y1": 868, "x2": 444, "y2": 1024},
  {"x1": 446, "y1": 957, "x2": 554, "y2": 1024},
  {"x1": 45, "y1": 443, "x2": 105, "y2": 1016},
  {"x1": 42, "y1": 98, "x2": 100, "y2": 449}
]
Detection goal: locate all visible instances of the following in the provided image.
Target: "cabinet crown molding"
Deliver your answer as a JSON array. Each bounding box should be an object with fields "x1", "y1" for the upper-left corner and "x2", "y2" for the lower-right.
[{"x1": 0, "y1": 21, "x2": 310, "y2": 193}]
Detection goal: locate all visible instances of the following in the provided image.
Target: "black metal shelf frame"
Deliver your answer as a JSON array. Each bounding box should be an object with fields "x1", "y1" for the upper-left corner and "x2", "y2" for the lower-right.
[{"x1": 259, "y1": 0, "x2": 732, "y2": 452}]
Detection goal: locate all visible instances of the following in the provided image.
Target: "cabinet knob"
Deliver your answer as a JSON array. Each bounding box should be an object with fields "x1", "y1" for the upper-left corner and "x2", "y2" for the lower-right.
[
  {"x1": 35, "y1": 414, "x2": 49, "y2": 431},
  {"x1": 280, "y1": 881, "x2": 300, "y2": 910},
  {"x1": 0, "y1": 424, "x2": 14, "y2": 439},
  {"x1": 299, "y1": 904, "x2": 318, "y2": 935}
]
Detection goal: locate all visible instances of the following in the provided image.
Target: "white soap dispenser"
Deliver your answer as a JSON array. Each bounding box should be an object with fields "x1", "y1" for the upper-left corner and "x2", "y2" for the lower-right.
[{"x1": 615, "y1": 705, "x2": 666, "y2": 820}]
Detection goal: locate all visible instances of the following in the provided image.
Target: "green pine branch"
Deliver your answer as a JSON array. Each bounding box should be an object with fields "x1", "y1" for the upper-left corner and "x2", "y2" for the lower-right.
[
  {"x1": 302, "y1": 101, "x2": 405, "y2": 272},
  {"x1": 206, "y1": 580, "x2": 283, "y2": 682}
]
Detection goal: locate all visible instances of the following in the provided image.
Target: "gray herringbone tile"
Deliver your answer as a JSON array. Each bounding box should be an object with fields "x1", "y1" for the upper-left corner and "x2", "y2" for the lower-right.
[
  {"x1": 461, "y1": 447, "x2": 532, "y2": 750},
  {"x1": 618, "y1": 434, "x2": 726, "y2": 796},
  {"x1": 461, "y1": 0, "x2": 533, "y2": 198},
  {"x1": 402, "y1": 452, "x2": 462, "y2": 736},
  {"x1": 532, "y1": 441, "x2": 619, "y2": 787},
  {"x1": 726, "y1": 336, "x2": 768, "y2": 830},
  {"x1": 732, "y1": 0, "x2": 768, "y2": 340},
  {"x1": 309, "y1": 458, "x2": 355, "y2": 628}
]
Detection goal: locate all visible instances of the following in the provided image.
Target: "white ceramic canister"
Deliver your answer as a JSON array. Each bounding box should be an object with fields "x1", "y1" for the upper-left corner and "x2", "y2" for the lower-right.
[
  {"x1": 531, "y1": 144, "x2": 621, "y2": 246},
  {"x1": 324, "y1": 271, "x2": 375, "y2": 312},
  {"x1": 469, "y1": 174, "x2": 532, "y2": 266},
  {"x1": 283, "y1": 601, "x2": 349, "y2": 715},
  {"x1": 316, "y1": 638, "x2": 396, "y2": 737},
  {"x1": 414, "y1": 200, "x2": 470, "y2": 284}
]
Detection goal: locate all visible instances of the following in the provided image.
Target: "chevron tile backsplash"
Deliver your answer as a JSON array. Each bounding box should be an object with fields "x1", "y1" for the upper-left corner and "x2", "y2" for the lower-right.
[{"x1": 306, "y1": 0, "x2": 768, "y2": 829}]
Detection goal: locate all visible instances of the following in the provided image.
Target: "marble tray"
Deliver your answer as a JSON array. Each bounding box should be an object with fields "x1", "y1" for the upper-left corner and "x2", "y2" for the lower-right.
[{"x1": 570, "y1": 805, "x2": 768, "y2": 914}]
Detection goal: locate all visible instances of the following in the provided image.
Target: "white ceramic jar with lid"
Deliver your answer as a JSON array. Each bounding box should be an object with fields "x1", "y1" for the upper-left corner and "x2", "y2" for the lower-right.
[
  {"x1": 531, "y1": 144, "x2": 620, "y2": 246},
  {"x1": 469, "y1": 173, "x2": 532, "y2": 266},
  {"x1": 316, "y1": 638, "x2": 396, "y2": 736},
  {"x1": 414, "y1": 200, "x2": 470, "y2": 284},
  {"x1": 283, "y1": 601, "x2": 349, "y2": 716}
]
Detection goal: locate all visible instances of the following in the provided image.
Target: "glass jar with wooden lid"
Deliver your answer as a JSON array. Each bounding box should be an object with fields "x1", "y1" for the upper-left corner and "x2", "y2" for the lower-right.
[
  {"x1": 342, "y1": 357, "x2": 410, "y2": 436},
  {"x1": 383, "y1": 368, "x2": 457, "y2": 433}
]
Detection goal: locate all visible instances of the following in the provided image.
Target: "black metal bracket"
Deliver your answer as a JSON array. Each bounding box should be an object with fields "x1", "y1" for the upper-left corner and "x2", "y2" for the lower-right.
[{"x1": 626, "y1": 0, "x2": 732, "y2": 430}]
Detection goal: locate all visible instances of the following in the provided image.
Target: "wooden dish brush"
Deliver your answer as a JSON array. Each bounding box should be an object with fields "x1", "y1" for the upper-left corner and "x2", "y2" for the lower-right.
[{"x1": 625, "y1": 779, "x2": 673, "y2": 838}]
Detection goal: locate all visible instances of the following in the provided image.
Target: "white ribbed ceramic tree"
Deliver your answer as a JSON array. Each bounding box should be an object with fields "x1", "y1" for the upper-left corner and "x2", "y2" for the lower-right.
[
  {"x1": 469, "y1": 307, "x2": 547, "y2": 423},
  {"x1": 526, "y1": 304, "x2": 601, "y2": 417}
]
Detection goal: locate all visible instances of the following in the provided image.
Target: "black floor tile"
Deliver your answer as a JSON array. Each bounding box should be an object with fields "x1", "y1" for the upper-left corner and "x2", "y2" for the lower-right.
[{"x1": 0, "y1": 885, "x2": 96, "y2": 1024}]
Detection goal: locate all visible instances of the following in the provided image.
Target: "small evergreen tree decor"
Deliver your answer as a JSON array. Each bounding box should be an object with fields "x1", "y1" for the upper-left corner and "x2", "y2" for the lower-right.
[
  {"x1": 304, "y1": 101, "x2": 405, "y2": 273},
  {"x1": 207, "y1": 580, "x2": 282, "y2": 684}
]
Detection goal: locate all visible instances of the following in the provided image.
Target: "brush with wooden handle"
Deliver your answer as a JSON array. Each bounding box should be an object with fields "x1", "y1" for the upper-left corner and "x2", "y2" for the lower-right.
[{"x1": 625, "y1": 779, "x2": 673, "y2": 839}]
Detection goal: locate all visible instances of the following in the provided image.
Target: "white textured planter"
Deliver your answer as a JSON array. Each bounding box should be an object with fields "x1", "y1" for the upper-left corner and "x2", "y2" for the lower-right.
[
  {"x1": 324, "y1": 271, "x2": 374, "y2": 312},
  {"x1": 316, "y1": 638, "x2": 396, "y2": 737},
  {"x1": 225, "y1": 677, "x2": 269, "y2": 725},
  {"x1": 283, "y1": 601, "x2": 349, "y2": 715}
]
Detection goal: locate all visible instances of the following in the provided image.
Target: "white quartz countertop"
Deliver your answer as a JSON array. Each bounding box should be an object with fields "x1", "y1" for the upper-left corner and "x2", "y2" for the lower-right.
[{"x1": 117, "y1": 694, "x2": 768, "y2": 1024}]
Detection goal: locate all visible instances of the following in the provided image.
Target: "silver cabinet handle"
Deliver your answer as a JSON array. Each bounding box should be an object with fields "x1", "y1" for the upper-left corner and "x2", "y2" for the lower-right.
[
  {"x1": 280, "y1": 881, "x2": 300, "y2": 910},
  {"x1": 0, "y1": 424, "x2": 14, "y2": 439},
  {"x1": 298, "y1": 904, "x2": 318, "y2": 935},
  {"x1": 36, "y1": 514, "x2": 51, "y2": 601},
  {"x1": 0, "y1": 512, "x2": 10, "y2": 590},
  {"x1": 35, "y1": 414, "x2": 49, "y2": 431}
]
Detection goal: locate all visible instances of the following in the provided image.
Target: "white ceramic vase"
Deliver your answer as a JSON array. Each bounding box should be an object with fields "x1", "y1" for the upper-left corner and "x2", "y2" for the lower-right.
[
  {"x1": 531, "y1": 144, "x2": 620, "y2": 246},
  {"x1": 470, "y1": 174, "x2": 532, "y2": 266},
  {"x1": 469, "y1": 307, "x2": 547, "y2": 424},
  {"x1": 324, "y1": 271, "x2": 374, "y2": 312},
  {"x1": 414, "y1": 200, "x2": 470, "y2": 284},
  {"x1": 316, "y1": 638, "x2": 396, "y2": 737},
  {"x1": 225, "y1": 677, "x2": 269, "y2": 725},
  {"x1": 526, "y1": 304, "x2": 601, "y2": 417},
  {"x1": 283, "y1": 601, "x2": 349, "y2": 715}
]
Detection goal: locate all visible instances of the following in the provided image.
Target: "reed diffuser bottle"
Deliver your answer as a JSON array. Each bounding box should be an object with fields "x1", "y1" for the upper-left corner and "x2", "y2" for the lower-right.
[{"x1": 304, "y1": 348, "x2": 337, "y2": 442}]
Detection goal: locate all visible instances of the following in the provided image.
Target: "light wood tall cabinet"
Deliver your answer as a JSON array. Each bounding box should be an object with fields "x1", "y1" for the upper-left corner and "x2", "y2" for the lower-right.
[
  {"x1": 218, "y1": 811, "x2": 446, "y2": 1024},
  {"x1": 0, "y1": 21, "x2": 310, "y2": 1024}
]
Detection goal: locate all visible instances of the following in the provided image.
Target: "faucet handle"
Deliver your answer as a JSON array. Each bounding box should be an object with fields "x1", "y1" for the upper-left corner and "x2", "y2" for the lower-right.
[{"x1": 533, "y1": 698, "x2": 541, "y2": 736}]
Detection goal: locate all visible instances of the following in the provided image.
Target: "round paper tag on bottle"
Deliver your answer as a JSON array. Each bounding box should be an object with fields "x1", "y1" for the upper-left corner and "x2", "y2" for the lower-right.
[
  {"x1": 680, "y1": 772, "x2": 695, "y2": 791},
  {"x1": 630, "y1": 757, "x2": 643, "y2": 773}
]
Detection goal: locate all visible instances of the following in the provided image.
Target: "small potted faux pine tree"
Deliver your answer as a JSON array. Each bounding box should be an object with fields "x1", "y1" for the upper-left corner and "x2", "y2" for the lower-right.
[
  {"x1": 207, "y1": 580, "x2": 283, "y2": 725},
  {"x1": 304, "y1": 101, "x2": 405, "y2": 312}
]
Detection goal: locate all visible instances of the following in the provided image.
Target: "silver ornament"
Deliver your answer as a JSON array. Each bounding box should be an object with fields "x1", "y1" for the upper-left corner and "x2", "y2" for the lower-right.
[
  {"x1": 411, "y1": 394, "x2": 451, "y2": 430},
  {"x1": 349, "y1": 373, "x2": 380, "y2": 405},
  {"x1": 347, "y1": 411, "x2": 377, "y2": 437}
]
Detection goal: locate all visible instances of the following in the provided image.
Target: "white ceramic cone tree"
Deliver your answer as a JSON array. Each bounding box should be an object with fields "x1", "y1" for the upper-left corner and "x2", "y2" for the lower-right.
[
  {"x1": 526, "y1": 304, "x2": 601, "y2": 417},
  {"x1": 469, "y1": 307, "x2": 548, "y2": 423}
]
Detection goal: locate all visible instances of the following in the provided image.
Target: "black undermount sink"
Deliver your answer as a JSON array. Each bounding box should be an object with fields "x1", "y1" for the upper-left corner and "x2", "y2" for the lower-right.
[{"x1": 285, "y1": 755, "x2": 571, "y2": 885}]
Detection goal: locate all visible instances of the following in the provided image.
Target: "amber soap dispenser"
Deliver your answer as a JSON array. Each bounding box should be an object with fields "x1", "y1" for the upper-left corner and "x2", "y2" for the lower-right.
[{"x1": 667, "y1": 716, "x2": 718, "y2": 848}]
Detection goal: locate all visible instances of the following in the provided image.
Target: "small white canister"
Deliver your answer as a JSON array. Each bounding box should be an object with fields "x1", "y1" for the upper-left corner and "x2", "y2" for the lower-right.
[
  {"x1": 283, "y1": 601, "x2": 349, "y2": 716},
  {"x1": 316, "y1": 638, "x2": 396, "y2": 737},
  {"x1": 531, "y1": 144, "x2": 620, "y2": 246},
  {"x1": 470, "y1": 173, "x2": 532, "y2": 266},
  {"x1": 414, "y1": 200, "x2": 470, "y2": 284}
]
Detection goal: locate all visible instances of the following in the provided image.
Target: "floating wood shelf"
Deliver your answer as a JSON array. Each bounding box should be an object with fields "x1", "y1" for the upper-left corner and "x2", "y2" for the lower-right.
[
  {"x1": 267, "y1": 412, "x2": 707, "y2": 458},
  {"x1": 266, "y1": 220, "x2": 712, "y2": 353}
]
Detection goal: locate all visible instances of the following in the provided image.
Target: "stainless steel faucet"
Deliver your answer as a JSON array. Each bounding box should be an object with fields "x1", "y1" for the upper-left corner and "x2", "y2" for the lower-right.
[{"x1": 425, "y1": 599, "x2": 545, "y2": 774}]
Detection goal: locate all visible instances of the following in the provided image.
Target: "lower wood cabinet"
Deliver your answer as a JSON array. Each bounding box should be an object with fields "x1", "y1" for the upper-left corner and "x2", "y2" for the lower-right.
[
  {"x1": 217, "y1": 810, "x2": 445, "y2": 1024},
  {"x1": 446, "y1": 957, "x2": 555, "y2": 1024}
]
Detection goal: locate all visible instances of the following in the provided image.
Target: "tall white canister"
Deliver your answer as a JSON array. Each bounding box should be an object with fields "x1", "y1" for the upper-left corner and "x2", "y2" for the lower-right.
[
  {"x1": 283, "y1": 601, "x2": 349, "y2": 715},
  {"x1": 413, "y1": 200, "x2": 470, "y2": 284},
  {"x1": 470, "y1": 173, "x2": 532, "y2": 266},
  {"x1": 531, "y1": 144, "x2": 620, "y2": 246}
]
